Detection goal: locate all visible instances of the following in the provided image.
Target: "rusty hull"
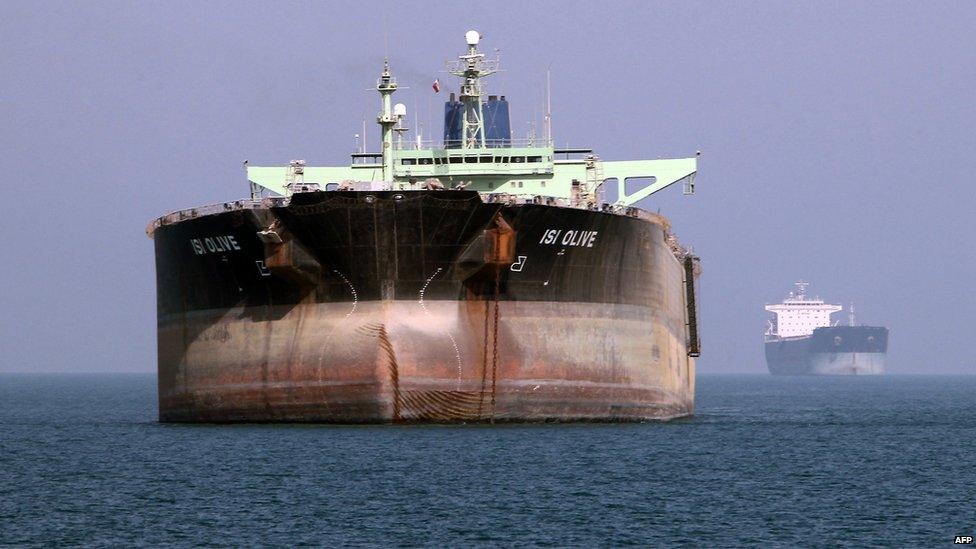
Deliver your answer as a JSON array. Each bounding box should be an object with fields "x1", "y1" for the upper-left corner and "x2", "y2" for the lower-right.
[
  {"x1": 153, "y1": 191, "x2": 698, "y2": 423},
  {"x1": 158, "y1": 300, "x2": 694, "y2": 422}
]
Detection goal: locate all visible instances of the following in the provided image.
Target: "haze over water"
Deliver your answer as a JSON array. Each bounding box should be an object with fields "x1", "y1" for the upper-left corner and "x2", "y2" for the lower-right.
[
  {"x1": 1, "y1": 1, "x2": 974, "y2": 375},
  {"x1": 1, "y1": 374, "x2": 972, "y2": 546}
]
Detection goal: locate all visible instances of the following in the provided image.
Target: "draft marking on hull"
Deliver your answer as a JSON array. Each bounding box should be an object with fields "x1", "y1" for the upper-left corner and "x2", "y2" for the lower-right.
[
  {"x1": 419, "y1": 267, "x2": 463, "y2": 389},
  {"x1": 332, "y1": 270, "x2": 358, "y2": 317}
]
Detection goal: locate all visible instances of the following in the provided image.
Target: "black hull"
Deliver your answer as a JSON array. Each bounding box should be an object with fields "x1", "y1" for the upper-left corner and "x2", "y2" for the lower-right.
[
  {"x1": 151, "y1": 190, "x2": 698, "y2": 422},
  {"x1": 155, "y1": 191, "x2": 678, "y2": 312},
  {"x1": 765, "y1": 326, "x2": 888, "y2": 375}
]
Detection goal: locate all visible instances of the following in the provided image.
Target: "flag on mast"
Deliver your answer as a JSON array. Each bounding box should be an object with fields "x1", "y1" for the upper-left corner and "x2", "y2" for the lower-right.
[{"x1": 432, "y1": 78, "x2": 441, "y2": 93}]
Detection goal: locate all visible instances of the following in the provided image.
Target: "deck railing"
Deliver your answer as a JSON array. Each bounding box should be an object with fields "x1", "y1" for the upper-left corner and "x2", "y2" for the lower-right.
[
  {"x1": 393, "y1": 137, "x2": 554, "y2": 151},
  {"x1": 145, "y1": 197, "x2": 288, "y2": 237}
]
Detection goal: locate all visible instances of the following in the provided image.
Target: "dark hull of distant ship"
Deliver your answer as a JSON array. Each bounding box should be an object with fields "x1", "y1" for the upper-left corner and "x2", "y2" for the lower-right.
[
  {"x1": 151, "y1": 190, "x2": 699, "y2": 422},
  {"x1": 765, "y1": 326, "x2": 888, "y2": 375}
]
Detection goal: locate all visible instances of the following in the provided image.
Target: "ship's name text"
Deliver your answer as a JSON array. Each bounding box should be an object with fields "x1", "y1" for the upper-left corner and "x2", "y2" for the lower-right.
[
  {"x1": 190, "y1": 235, "x2": 242, "y2": 255},
  {"x1": 539, "y1": 229, "x2": 598, "y2": 248}
]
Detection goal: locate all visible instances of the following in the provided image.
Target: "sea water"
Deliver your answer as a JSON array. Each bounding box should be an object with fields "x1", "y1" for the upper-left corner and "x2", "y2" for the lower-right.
[{"x1": 1, "y1": 374, "x2": 972, "y2": 546}]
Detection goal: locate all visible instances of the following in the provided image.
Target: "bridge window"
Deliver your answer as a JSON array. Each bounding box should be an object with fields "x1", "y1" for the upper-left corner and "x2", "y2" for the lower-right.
[
  {"x1": 511, "y1": 156, "x2": 525, "y2": 163},
  {"x1": 449, "y1": 157, "x2": 462, "y2": 164},
  {"x1": 401, "y1": 159, "x2": 416, "y2": 165},
  {"x1": 325, "y1": 183, "x2": 339, "y2": 191},
  {"x1": 464, "y1": 156, "x2": 478, "y2": 164},
  {"x1": 479, "y1": 155, "x2": 493, "y2": 163},
  {"x1": 527, "y1": 156, "x2": 542, "y2": 163},
  {"x1": 419, "y1": 157, "x2": 434, "y2": 165}
]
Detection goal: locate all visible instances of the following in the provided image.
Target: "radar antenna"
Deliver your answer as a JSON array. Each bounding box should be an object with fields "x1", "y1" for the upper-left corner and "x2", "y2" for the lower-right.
[
  {"x1": 446, "y1": 30, "x2": 499, "y2": 149},
  {"x1": 794, "y1": 281, "x2": 809, "y2": 299}
]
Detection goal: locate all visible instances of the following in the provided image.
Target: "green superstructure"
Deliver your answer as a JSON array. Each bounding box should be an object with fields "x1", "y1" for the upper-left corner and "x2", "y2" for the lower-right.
[{"x1": 246, "y1": 30, "x2": 698, "y2": 209}]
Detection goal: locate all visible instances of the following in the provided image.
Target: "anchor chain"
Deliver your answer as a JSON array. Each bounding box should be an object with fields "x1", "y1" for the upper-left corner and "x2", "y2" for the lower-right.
[
  {"x1": 477, "y1": 274, "x2": 503, "y2": 423},
  {"x1": 490, "y1": 272, "x2": 501, "y2": 423},
  {"x1": 478, "y1": 292, "x2": 490, "y2": 417}
]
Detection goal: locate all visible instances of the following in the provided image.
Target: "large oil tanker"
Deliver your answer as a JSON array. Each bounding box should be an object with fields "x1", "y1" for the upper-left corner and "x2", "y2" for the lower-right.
[
  {"x1": 147, "y1": 31, "x2": 702, "y2": 422},
  {"x1": 764, "y1": 282, "x2": 888, "y2": 375}
]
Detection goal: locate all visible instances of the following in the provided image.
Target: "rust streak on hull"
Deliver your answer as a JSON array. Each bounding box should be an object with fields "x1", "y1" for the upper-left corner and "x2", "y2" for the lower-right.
[{"x1": 158, "y1": 301, "x2": 695, "y2": 423}]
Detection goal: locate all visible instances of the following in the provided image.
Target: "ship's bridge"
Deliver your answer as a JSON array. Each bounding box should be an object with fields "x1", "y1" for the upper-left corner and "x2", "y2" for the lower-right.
[
  {"x1": 765, "y1": 282, "x2": 842, "y2": 338},
  {"x1": 393, "y1": 139, "x2": 554, "y2": 179}
]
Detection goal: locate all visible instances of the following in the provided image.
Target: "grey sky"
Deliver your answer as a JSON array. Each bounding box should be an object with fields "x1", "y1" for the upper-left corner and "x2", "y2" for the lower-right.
[{"x1": 1, "y1": 1, "x2": 973, "y2": 374}]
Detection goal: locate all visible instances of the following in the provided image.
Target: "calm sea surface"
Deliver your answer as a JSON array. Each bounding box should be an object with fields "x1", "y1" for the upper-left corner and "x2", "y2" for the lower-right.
[{"x1": 0, "y1": 374, "x2": 972, "y2": 547}]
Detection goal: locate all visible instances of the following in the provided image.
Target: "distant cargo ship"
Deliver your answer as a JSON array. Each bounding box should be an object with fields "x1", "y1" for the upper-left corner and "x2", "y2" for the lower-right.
[{"x1": 764, "y1": 282, "x2": 888, "y2": 375}]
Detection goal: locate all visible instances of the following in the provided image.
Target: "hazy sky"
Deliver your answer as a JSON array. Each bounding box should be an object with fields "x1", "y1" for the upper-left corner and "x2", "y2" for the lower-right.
[{"x1": 1, "y1": 1, "x2": 973, "y2": 374}]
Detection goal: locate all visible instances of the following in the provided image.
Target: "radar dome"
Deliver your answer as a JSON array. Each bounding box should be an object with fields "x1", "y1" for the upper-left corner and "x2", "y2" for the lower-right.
[{"x1": 465, "y1": 30, "x2": 480, "y2": 46}]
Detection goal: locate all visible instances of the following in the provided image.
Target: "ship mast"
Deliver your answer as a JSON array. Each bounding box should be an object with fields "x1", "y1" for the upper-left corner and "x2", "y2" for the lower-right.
[
  {"x1": 447, "y1": 30, "x2": 498, "y2": 149},
  {"x1": 376, "y1": 60, "x2": 398, "y2": 180},
  {"x1": 795, "y1": 281, "x2": 809, "y2": 300}
]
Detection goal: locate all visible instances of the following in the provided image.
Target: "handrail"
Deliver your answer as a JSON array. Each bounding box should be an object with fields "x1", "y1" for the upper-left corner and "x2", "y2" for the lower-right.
[
  {"x1": 393, "y1": 137, "x2": 554, "y2": 151},
  {"x1": 145, "y1": 197, "x2": 289, "y2": 238}
]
